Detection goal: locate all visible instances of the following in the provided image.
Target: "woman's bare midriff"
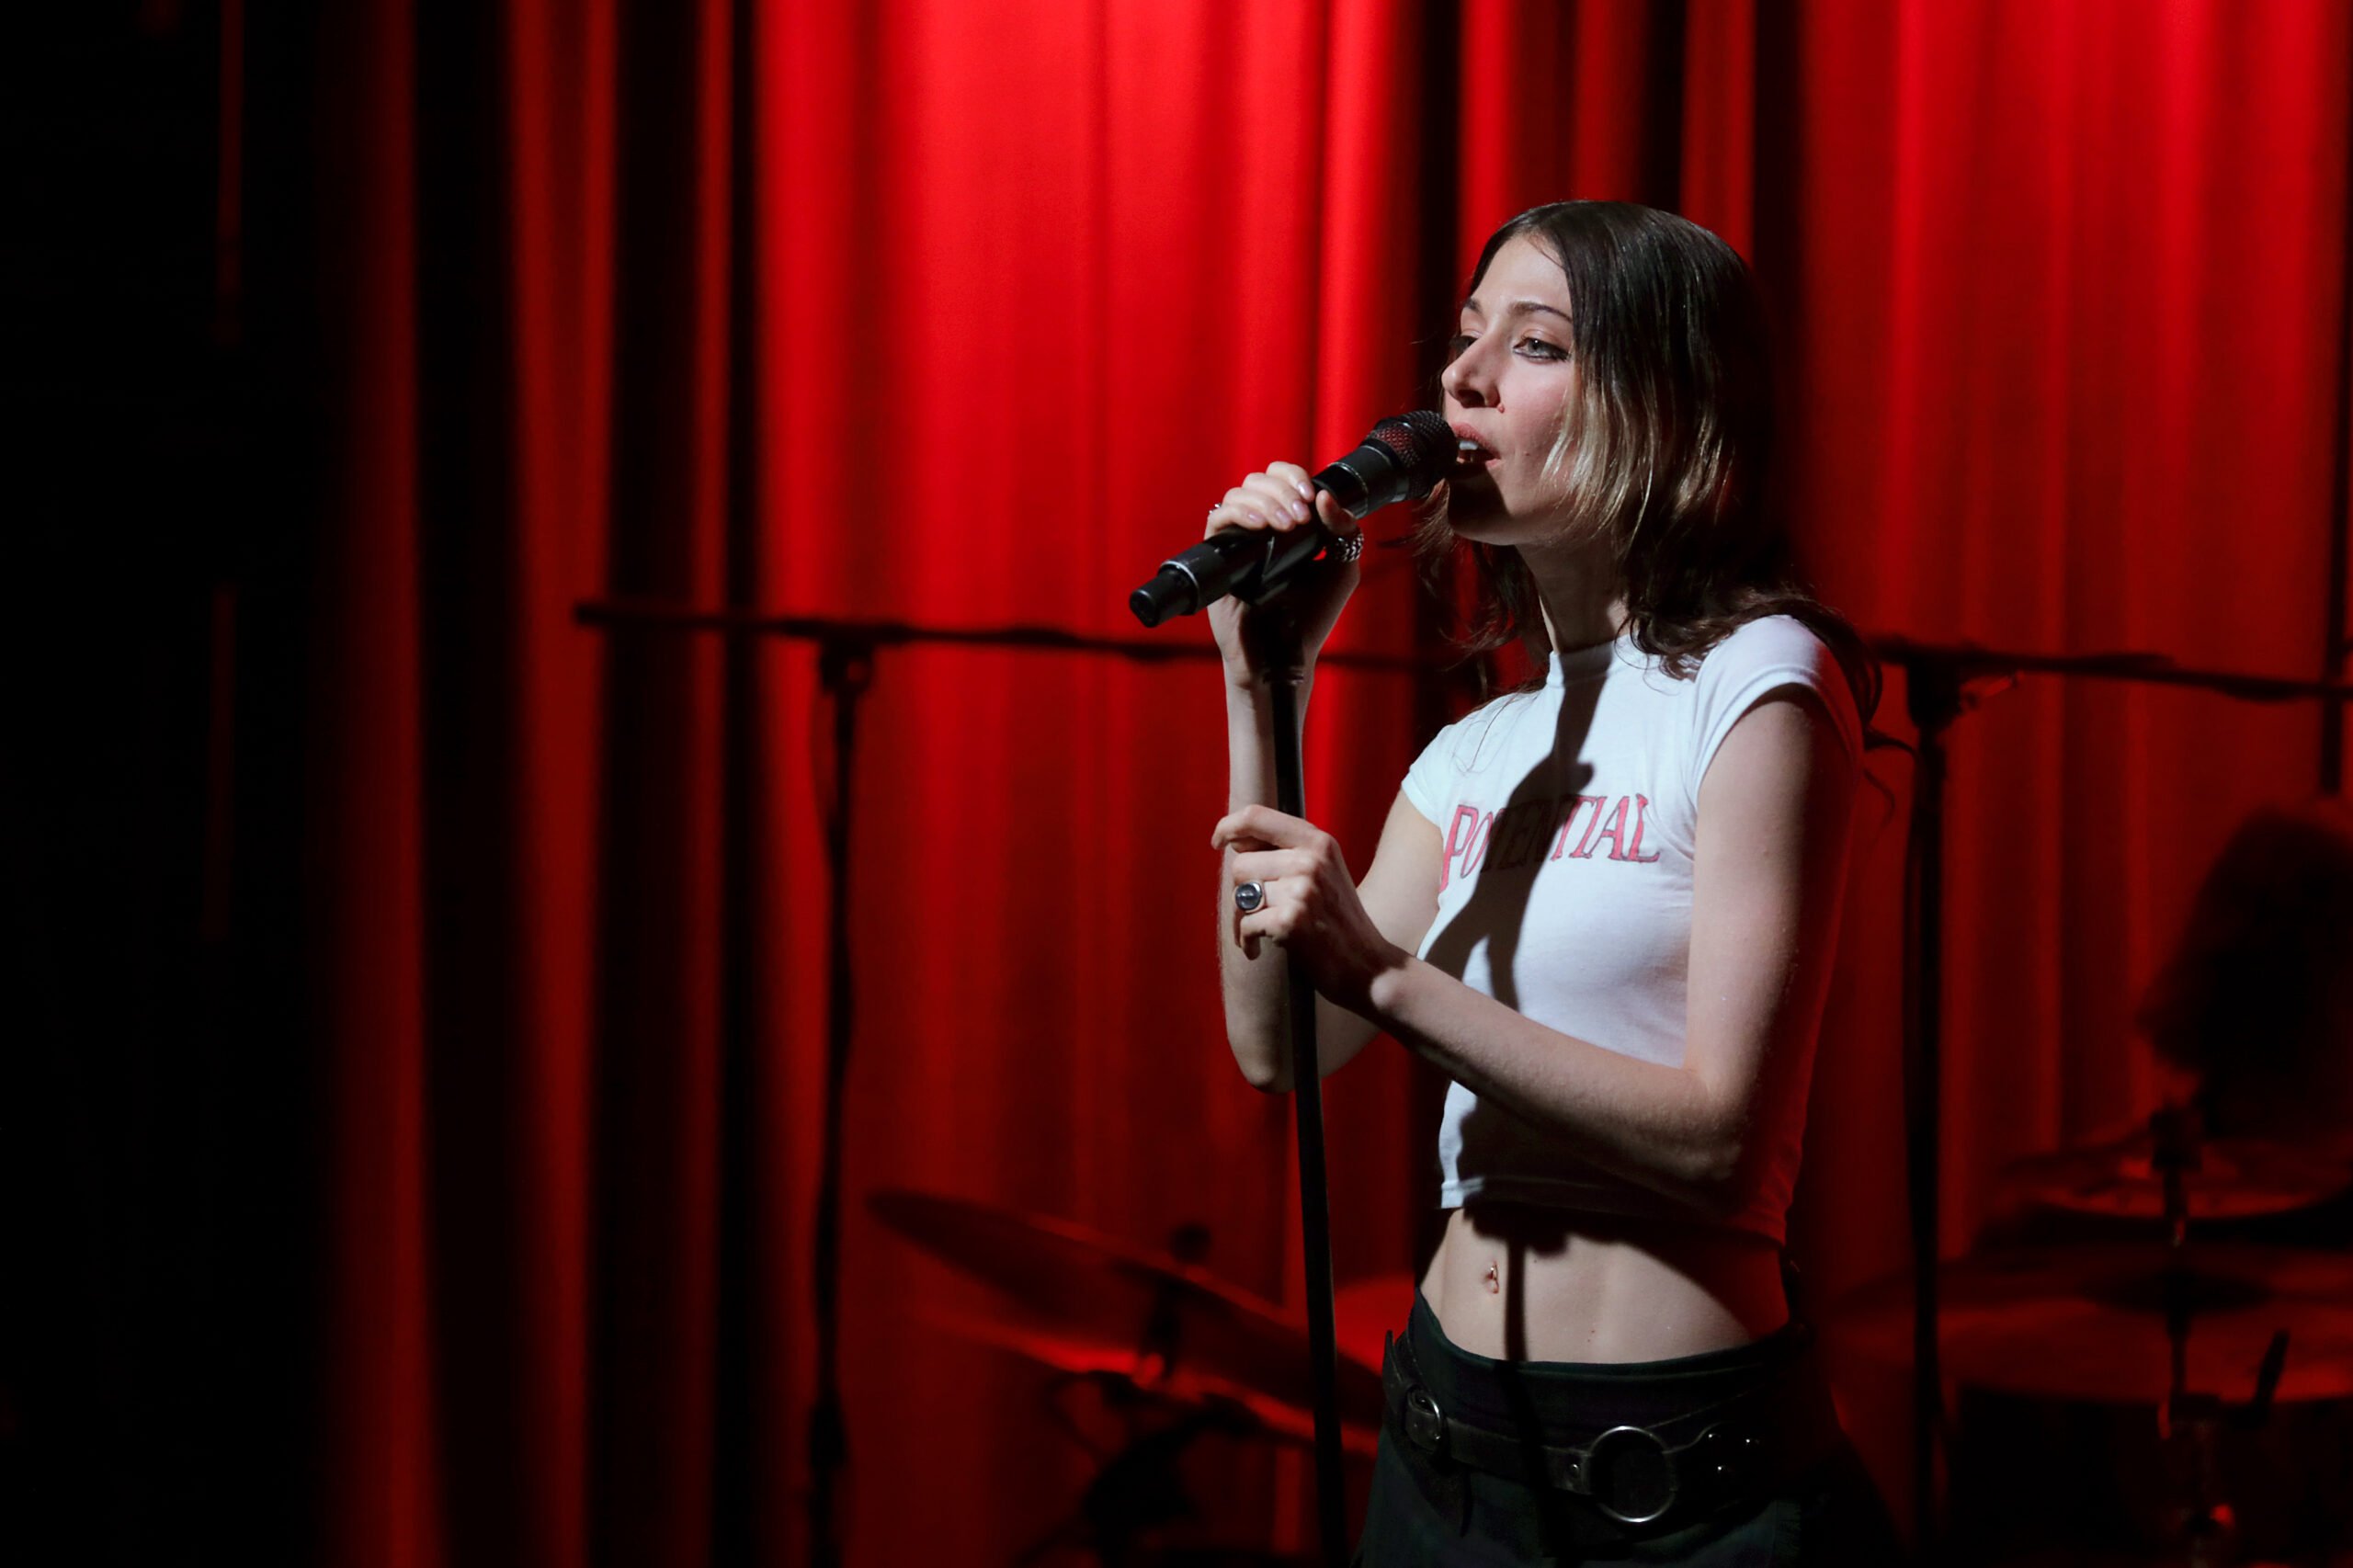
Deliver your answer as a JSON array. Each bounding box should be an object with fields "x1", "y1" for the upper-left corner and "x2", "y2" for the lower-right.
[{"x1": 1417, "y1": 1200, "x2": 1790, "y2": 1364}]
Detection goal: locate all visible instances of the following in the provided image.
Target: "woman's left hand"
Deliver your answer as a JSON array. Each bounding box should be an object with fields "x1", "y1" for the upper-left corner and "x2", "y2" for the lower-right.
[{"x1": 1212, "y1": 804, "x2": 1404, "y2": 1012}]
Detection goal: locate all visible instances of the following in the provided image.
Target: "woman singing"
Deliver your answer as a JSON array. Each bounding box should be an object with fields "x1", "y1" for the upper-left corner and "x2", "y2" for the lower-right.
[{"x1": 1206, "y1": 202, "x2": 1900, "y2": 1563}]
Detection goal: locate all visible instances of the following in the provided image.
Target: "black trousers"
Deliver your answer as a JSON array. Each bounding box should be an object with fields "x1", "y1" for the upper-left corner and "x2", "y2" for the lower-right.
[{"x1": 1356, "y1": 1294, "x2": 1904, "y2": 1566}]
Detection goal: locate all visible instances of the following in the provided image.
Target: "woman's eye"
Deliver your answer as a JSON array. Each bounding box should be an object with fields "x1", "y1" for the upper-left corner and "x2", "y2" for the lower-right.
[
  {"x1": 1518, "y1": 336, "x2": 1567, "y2": 361},
  {"x1": 1446, "y1": 333, "x2": 1475, "y2": 359}
]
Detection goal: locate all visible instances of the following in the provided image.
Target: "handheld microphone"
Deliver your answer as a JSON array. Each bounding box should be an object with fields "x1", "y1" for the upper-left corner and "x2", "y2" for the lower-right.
[{"x1": 1128, "y1": 411, "x2": 1453, "y2": 628}]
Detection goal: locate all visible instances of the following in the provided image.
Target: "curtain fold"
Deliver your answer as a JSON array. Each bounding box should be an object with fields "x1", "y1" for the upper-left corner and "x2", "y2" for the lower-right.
[
  {"x1": 279, "y1": 1, "x2": 2353, "y2": 1562},
  {"x1": 311, "y1": 0, "x2": 437, "y2": 1560}
]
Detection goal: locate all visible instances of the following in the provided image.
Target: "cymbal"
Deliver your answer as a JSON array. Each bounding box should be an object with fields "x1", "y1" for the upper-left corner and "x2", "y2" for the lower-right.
[
  {"x1": 1998, "y1": 1130, "x2": 2351, "y2": 1221},
  {"x1": 921, "y1": 1308, "x2": 1381, "y2": 1458},
  {"x1": 869, "y1": 1189, "x2": 1386, "y2": 1428},
  {"x1": 1826, "y1": 1243, "x2": 2353, "y2": 1403}
]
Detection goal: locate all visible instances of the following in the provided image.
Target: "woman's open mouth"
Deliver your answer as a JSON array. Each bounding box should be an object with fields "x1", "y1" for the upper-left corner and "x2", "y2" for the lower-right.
[
  {"x1": 1448, "y1": 422, "x2": 1498, "y2": 472},
  {"x1": 1452, "y1": 437, "x2": 1497, "y2": 474}
]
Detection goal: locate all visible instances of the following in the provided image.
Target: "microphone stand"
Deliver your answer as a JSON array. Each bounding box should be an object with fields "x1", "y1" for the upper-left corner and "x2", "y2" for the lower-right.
[
  {"x1": 808, "y1": 633, "x2": 870, "y2": 1568},
  {"x1": 1894, "y1": 653, "x2": 1960, "y2": 1562},
  {"x1": 1247, "y1": 610, "x2": 1349, "y2": 1568},
  {"x1": 574, "y1": 599, "x2": 1432, "y2": 1568}
]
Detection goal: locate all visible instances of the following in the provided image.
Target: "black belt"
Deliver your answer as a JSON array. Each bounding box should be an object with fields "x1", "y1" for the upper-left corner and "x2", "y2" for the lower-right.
[{"x1": 1381, "y1": 1323, "x2": 1838, "y2": 1533}]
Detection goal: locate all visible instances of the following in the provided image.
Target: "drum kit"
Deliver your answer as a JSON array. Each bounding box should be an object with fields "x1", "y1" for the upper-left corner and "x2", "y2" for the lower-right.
[
  {"x1": 876, "y1": 1115, "x2": 2353, "y2": 1567},
  {"x1": 1824, "y1": 1109, "x2": 2353, "y2": 1566},
  {"x1": 868, "y1": 1189, "x2": 1414, "y2": 1566}
]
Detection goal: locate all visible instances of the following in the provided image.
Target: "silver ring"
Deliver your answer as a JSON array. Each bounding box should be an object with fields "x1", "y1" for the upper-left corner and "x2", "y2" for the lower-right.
[
  {"x1": 1329, "y1": 531, "x2": 1364, "y2": 563},
  {"x1": 1233, "y1": 880, "x2": 1266, "y2": 914}
]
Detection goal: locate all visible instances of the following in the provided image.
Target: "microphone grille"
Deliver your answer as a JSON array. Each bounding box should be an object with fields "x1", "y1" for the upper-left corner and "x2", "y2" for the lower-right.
[{"x1": 1370, "y1": 411, "x2": 1455, "y2": 496}]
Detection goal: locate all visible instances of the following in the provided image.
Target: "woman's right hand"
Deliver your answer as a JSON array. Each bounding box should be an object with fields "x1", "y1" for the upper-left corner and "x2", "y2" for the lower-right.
[{"x1": 1206, "y1": 461, "x2": 1362, "y2": 689}]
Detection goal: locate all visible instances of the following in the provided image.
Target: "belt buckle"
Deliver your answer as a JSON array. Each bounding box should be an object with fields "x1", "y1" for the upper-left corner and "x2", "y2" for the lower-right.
[
  {"x1": 1402, "y1": 1385, "x2": 1447, "y2": 1458},
  {"x1": 1580, "y1": 1424, "x2": 1679, "y2": 1527}
]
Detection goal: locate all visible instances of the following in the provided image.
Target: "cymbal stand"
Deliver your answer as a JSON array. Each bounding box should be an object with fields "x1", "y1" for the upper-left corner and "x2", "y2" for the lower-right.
[
  {"x1": 2157, "y1": 1311, "x2": 2237, "y2": 1566},
  {"x1": 2150, "y1": 1102, "x2": 2200, "y2": 1251},
  {"x1": 2151, "y1": 1108, "x2": 2229, "y2": 1567},
  {"x1": 2148, "y1": 1109, "x2": 2290, "y2": 1568},
  {"x1": 1012, "y1": 1372, "x2": 1263, "y2": 1568},
  {"x1": 2151, "y1": 1278, "x2": 2266, "y2": 1562},
  {"x1": 1136, "y1": 1223, "x2": 1211, "y2": 1384},
  {"x1": 1007, "y1": 1222, "x2": 1283, "y2": 1567}
]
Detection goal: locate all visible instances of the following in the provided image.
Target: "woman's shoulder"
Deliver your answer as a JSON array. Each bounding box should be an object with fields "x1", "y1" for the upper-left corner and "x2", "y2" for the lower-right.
[
  {"x1": 1686, "y1": 614, "x2": 1863, "y2": 763},
  {"x1": 1697, "y1": 612, "x2": 1840, "y2": 671}
]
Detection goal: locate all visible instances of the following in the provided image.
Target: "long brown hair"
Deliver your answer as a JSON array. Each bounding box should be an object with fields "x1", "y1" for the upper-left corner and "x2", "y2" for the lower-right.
[{"x1": 1416, "y1": 201, "x2": 1878, "y2": 720}]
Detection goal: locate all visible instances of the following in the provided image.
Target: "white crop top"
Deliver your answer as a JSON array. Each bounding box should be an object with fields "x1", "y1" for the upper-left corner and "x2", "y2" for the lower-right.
[{"x1": 1397, "y1": 615, "x2": 1862, "y2": 1244}]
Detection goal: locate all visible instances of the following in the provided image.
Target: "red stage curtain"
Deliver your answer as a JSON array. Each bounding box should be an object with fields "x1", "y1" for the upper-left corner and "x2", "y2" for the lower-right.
[{"x1": 297, "y1": 1, "x2": 2353, "y2": 1562}]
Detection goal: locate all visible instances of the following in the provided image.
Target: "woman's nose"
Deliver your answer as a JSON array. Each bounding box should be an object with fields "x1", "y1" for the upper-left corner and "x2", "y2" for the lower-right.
[{"x1": 1442, "y1": 346, "x2": 1492, "y2": 408}]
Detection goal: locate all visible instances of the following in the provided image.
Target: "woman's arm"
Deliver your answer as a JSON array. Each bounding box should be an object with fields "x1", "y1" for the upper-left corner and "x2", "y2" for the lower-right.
[
  {"x1": 1200, "y1": 458, "x2": 1443, "y2": 1093},
  {"x1": 1216, "y1": 678, "x2": 1442, "y2": 1089},
  {"x1": 1235, "y1": 689, "x2": 1857, "y2": 1216}
]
